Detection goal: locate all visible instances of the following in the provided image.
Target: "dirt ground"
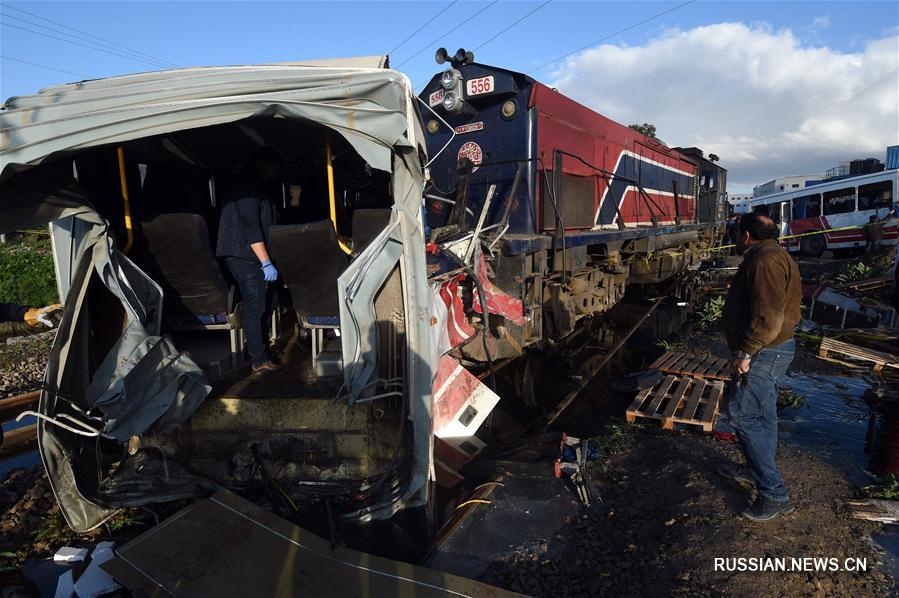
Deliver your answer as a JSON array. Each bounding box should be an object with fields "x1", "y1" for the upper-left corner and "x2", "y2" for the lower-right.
[
  {"x1": 482, "y1": 268, "x2": 898, "y2": 597},
  {"x1": 0, "y1": 467, "x2": 166, "y2": 591},
  {"x1": 485, "y1": 428, "x2": 892, "y2": 597}
]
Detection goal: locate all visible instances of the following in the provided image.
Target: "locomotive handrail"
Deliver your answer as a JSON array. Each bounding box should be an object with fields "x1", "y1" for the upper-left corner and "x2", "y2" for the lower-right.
[
  {"x1": 553, "y1": 149, "x2": 667, "y2": 230},
  {"x1": 426, "y1": 155, "x2": 569, "y2": 279}
]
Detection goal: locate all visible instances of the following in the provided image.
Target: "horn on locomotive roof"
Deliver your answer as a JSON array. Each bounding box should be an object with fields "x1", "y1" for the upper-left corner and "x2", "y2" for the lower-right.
[{"x1": 435, "y1": 47, "x2": 474, "y2": 67}]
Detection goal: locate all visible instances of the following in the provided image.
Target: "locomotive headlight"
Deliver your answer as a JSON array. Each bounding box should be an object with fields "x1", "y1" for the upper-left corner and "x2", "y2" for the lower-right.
[
  {"x1": 501, "y1": 100, "x2": 518, "y2": 119},
  {"x1": 442, "y1": 92, "x2": 460, "y2": 112},
  {"x1": 427, "y1": 119, "x2": 440, "y2": 134},
  {"x1": 440, "y1": 69, "x2": 459, "y2": 90}
]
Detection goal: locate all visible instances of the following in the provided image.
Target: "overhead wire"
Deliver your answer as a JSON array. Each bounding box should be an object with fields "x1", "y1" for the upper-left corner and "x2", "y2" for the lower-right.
[
  {"x1": 1, "y1": 12, "x2": 172, "y2": 69},
  {"x1": 2, "y1": 22, "x2": 172, "y2": 70},
  {"x1": 473, "y1": 0, "x2": 552, "y2": 51},
  {"x1": 3, "y1": 3, "x2": 177, "y2": 67},
  {"x1": 387, "y1": 1, "x2": 458, "y2": 56},
  {"x1": 394, "y1": 1, "x2": 499, "y2": 68},
  {"x1": 0, "y1": 55, "x2": 88, "y2": 78},
  {"x1": 528, "y1": 0, "x2": 697, "y2": 74}
]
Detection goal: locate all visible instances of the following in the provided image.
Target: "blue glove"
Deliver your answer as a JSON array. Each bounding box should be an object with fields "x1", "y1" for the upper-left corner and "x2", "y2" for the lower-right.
[{"x1": 261, "y1": 260, "x2": 279, "y2": 282}]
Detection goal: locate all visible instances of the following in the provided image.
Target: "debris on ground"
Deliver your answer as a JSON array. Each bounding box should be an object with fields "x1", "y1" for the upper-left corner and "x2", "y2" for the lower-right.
[
  {"x1": 103, "y1": 489, "x2": 514, "y2": 596},
  {"x1": 848, "y1": 500, "x2": 899, "y2": 524},
  {"x1": 485, "y1": 432, "x2": 894, "y2": 597},
  {"x1": 53, "y1": 546, "x2": 88, "y2": 563},
  {"x1": 0, "y1": 467, "x2": 153, "y2": 580},
  {"x1": 818, "y1": 336, "x2": 899, "y2": 375},
  {"x1": 72, "y1": 541, "x2": 119, "y2": 598},
  {"x1": 554, "y1": 435, "x2": 599, "y2": 508}
]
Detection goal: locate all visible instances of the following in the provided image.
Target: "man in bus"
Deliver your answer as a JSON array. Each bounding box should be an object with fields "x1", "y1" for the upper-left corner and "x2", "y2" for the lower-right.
[
  {"x1": 717, "y1": 211, "x2": 802, "y2": 522},
  {"x1": 216, "y1": 149, "x2": 283, "y2": 375}
]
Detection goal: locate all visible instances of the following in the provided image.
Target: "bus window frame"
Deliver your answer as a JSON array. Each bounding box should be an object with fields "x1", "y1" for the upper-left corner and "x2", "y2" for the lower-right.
[
  {"x1": 857, "y1": 180, "x2": 893, "y2": 212},
  {"x1": 791, "y1": 192, "x2": 821, "y2": 219},
  {"x1": 768, "y1": 200, "x2": 790, "y2": 224},
  {"x1": 822, "y1": 187, "x2": 856, "y2": 216}
]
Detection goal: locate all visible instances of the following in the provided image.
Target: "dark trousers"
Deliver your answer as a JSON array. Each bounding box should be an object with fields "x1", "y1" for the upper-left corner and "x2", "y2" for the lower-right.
[
  {"x1": 225, "y1": 257, "x2": 267, "y2": 367},
  {"x1": 722, "y1": 339, "x2": 795, "y2": 502}
]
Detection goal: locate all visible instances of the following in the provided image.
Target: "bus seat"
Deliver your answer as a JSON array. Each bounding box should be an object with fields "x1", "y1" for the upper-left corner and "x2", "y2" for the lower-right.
[
  {"x1": 136, "y1": 213, "x2": 244, "y2": 367},
  {"x1": 269, "y1": 221, "x2": 349, "y2": 319},
  {"x1": 351, "y1": 208, "x2": 392, "y2": 254},
  {"x1": 269, "y1": 221, "x2": 349, "y2": 375}
]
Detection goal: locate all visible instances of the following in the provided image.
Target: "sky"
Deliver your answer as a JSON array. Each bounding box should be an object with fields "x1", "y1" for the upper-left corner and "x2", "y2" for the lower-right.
[{"x1": 1, "y1": 0, "x2": 897, "y2": 192}]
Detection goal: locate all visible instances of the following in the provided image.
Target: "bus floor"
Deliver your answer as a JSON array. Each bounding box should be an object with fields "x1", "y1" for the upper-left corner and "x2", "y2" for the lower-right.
[{"x1": 166, "y1": 324, "x2": 343, "y2": 401}]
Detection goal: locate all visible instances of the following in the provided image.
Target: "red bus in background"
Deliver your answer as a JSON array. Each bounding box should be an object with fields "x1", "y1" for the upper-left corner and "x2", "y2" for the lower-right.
[{"x1": 746, "y1": 169, "x2": 898, "y2": 256}]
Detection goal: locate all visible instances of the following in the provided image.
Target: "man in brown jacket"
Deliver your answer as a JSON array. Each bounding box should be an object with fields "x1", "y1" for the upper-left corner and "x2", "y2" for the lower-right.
[{"x1": 717, "y1": 211, "x2": 802, "y2": 522}]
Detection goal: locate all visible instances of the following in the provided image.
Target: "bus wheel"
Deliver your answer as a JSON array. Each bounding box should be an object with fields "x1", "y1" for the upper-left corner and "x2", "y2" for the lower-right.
[{"x1": 800, "y1": 234, "x2": 825, "y2": 257}]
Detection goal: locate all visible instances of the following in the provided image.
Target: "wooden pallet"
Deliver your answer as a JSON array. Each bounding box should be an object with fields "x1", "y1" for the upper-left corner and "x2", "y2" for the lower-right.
[
  {"x1": 845, "y1": 275, "x2": 893, "y2": 292},
  {"x1": 625, "y1": 375, "x2": 724, "y2": 432},
  {"x1": 650, "y1": 351, "x2": 730, "y2": 381},
  {"x1": 818, "y1": 336, "x2": 899, "y2": 374}
]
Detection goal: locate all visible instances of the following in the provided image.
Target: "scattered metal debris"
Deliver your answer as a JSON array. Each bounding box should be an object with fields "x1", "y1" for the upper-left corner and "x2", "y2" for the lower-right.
[{"x1": 102, "y1": 489, "x2": 515, "y2": 597}]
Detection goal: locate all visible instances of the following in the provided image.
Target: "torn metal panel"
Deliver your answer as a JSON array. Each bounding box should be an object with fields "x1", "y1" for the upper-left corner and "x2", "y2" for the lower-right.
[
  {"x1": 102, "y1": 489, "x2": 517, "y2": 597},
  {"x1": 431, "y1": 356, "x2": 500, "y2": 487},
  {"x1": 38, "y1": 215, "x2": 212, "y2": 531},
  {"x1": 1, "y1": 64, "x2": 424, "y2": 178},
  {"x1": 339, "y1": 215, "x2": 404, "y2": 398}
]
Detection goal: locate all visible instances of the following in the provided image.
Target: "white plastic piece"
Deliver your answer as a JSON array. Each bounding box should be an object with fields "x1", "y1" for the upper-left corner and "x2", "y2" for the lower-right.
[
  {"x1": 53, "y1": 546, "x2": 88, "y2": 562},
  {"x1": 54, "y1": 569, "x2": 74, "y2": 598},
  {"x1": 73, "y1": 541, "x2": 119, "y2": 598}
]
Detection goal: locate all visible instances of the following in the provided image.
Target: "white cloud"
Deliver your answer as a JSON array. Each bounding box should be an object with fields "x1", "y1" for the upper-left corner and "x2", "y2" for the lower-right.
[
  {"x1": 548, "y1": 23, "x2": 899, "y2": 191},
  {"x1": 811, "y1": 15, "x2": 830, "y2": 31}
]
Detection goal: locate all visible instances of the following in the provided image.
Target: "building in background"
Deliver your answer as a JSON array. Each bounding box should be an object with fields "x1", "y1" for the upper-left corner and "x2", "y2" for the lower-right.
[
  {"x1": 822, "y1": 158, "x2": 885, "y2": 181},
  {"x1": 886, "y1": 145, "x2": 899, "y2": 171},
  {"x1": 753, "y1": 174, "x2": 824, "y2": 197}
]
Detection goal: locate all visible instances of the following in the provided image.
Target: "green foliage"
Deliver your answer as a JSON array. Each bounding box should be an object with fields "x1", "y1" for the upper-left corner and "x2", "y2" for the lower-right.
[
  {"x1": 107, "y1": 510, "x2": 144, "y2": 533},
  {"x1": 860, "y1": 474, "x2": 899, "y2": 500},
  {"x1": 777, "y1": 388, "x2": 806, "y2": 409},
  {"x1": 835, "y1": 262, "x2": 874, "y2": 285},
  {"x1": 0, "y1": 233, "x2": 58, "y2": 307},
  {"x1": 794, "y1": 330, "x2": 823, "y2": 352},
  {"x1": 32, "y1": 512, "x2": 78, "y2": 544},
  {"x1": 628, "y1": 123, "x2": 657, "y2": 138},
  {"x1": 697, "y1": 295, "x2": 726, "y2": 326},
  {"x1": 592, "y1": 422, "x2": 643, "y2": 457},
  {"x1": 656, "y1": 338, "x2": 685, "y2": 352}
]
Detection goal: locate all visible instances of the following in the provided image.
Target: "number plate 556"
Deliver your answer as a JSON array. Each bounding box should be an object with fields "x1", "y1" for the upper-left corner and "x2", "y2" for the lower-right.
[{"x1": 465, "y1": 75, "x2": 494, "y2": 97}]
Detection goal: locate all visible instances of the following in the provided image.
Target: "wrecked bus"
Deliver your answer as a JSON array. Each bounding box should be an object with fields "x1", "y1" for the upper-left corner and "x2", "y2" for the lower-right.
[{"x1": 0, "y1": 57, "x2": 439, "y2": 531}]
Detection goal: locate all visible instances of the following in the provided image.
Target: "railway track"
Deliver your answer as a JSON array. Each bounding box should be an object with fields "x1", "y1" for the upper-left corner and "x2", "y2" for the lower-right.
[
  {"x1": 0, "y1": 390, "x2": 39, "y2": 460},
  {"x1": 421, "y1": 294, "x2": 670, "y2": 560}
]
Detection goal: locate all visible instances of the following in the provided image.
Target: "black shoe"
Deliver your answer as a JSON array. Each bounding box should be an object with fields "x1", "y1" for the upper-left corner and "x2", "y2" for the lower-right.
[
  {"x1": 716, "y1": 462, "x2": 759, "y2": 487},
  {"x1": 741, "y1": 496, "x2": 794, "y2": 522}
]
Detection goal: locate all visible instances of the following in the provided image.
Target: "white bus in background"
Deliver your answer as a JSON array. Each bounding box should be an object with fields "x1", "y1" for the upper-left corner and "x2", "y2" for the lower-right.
[{"x1": 745, "y1": 169, "x2": 898, "y2": 256}]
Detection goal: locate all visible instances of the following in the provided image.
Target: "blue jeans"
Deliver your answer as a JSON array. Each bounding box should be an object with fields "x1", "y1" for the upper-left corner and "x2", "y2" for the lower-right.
[
  {"x1": 722, "y1": 339, "x2": 795, "y2": 502},
  {"x1": 225, "y1": 257, "x2": 268, "y2": 367}
]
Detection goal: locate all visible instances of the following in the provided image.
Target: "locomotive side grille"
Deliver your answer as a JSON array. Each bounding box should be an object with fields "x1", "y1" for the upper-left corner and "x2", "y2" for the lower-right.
[{"x1": 541, "y1": 173, "x2": 595, "y2": 230}]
